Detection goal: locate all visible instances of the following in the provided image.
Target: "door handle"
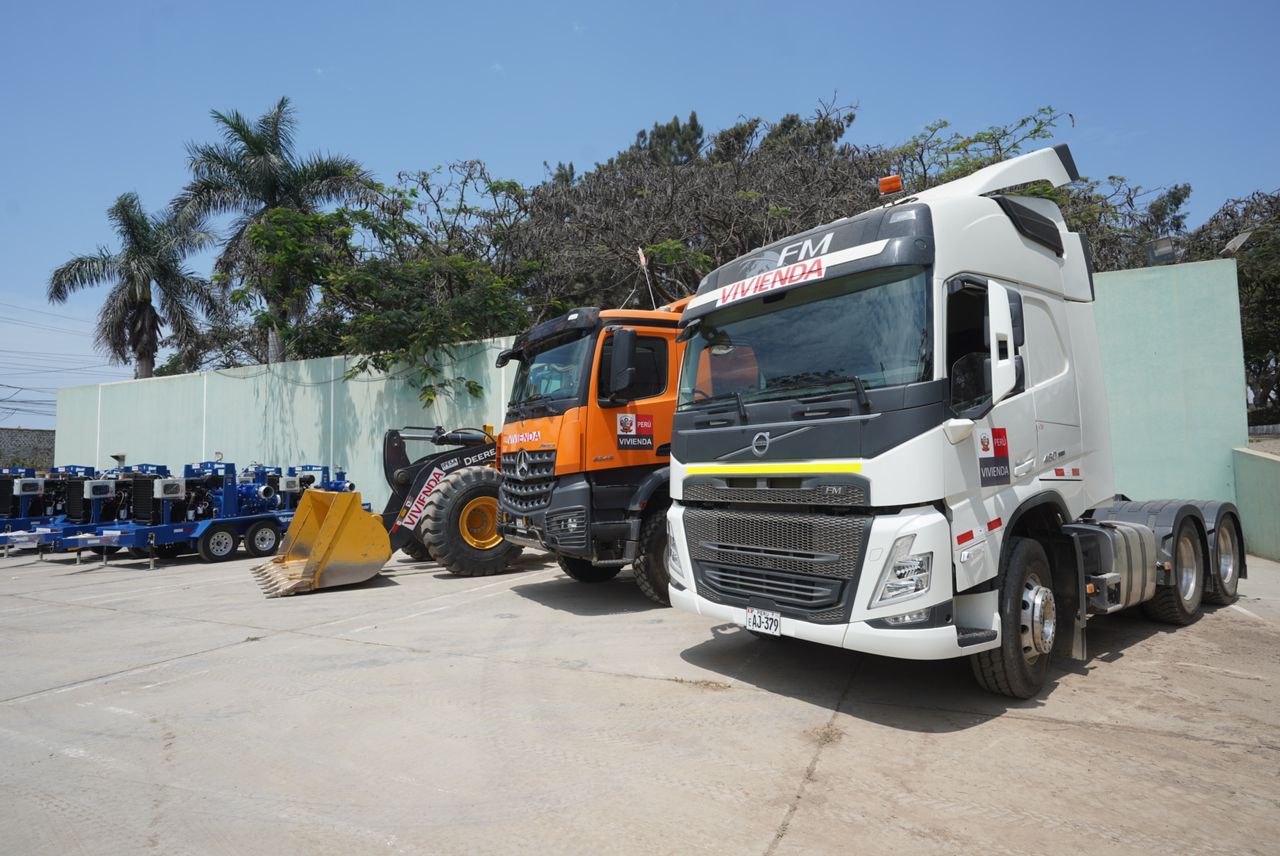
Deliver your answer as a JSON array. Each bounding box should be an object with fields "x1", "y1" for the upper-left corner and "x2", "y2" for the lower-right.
[{"x1": 1013, "y1": 457, "x2": 1035, "y2": 477}]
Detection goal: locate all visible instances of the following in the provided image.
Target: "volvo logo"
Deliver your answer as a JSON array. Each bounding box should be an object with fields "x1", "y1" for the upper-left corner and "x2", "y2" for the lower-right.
[
  {"x1": 751, "y1": 432, "x2": 771, "y2": 457},
  {"x1": 515, "y1": 450, "x2": 531, "y2": 479}
]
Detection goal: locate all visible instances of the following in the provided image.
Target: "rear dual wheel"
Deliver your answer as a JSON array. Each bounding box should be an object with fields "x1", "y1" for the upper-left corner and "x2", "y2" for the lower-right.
[
  {"x1": 1205, "y1": 514, "x2": 1243, "y2": 606},
  {"x1": 1143, "y1": 517, "x2": 1206, "y2": 625}
]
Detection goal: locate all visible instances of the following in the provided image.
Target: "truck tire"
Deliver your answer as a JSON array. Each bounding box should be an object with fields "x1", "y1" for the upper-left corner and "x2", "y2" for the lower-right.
[
  {"x1": 1205, "y1": 513, "x2": 1242, "y2": 606},
  {"x1": 632, "y1": 509, "x2": 671, "y2": 606},
  {"x1": 243, "y1": 520, "x2": 281, "y2": 558},
  {"x1": 400, "y1": 537, "x2": 432, "y2": 561},
  {"x1": 421, "y1": 467, "x2": 521, "y2": 576},
  {"x1": 558, "y1": 555, "x2": 622, "y2": 583},
  {"x1": 197, "y1": 524, "x2": 239, "y2": 563},
  {"x1": 970, "y1": 536, "x2": 1057, "y2": 699},
  {"x1": 1143, "y1": 517, "x2": 1206, "y2": 624}
]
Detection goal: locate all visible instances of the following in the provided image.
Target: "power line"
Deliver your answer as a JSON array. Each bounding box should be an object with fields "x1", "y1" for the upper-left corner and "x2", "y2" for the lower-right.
[{"x1": 0, "y1": 300, "x2": 95, "y2": 326}]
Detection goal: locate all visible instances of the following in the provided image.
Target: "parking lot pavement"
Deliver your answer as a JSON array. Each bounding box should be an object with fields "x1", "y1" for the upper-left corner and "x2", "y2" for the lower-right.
[{"x1": 1, "y1": 548, "x2": 1277, "y2": 855}]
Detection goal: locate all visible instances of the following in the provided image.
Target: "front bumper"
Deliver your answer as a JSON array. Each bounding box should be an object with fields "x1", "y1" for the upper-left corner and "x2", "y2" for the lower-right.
[
  {"x1": 498, "y1": 473, "x2": 641, "y2": 562},
  {"x1": 667, "y1": 503, "x2": 996, "y2": 660}
]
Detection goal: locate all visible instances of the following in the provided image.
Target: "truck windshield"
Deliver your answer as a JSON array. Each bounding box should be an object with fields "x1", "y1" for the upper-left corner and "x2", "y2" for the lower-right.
[
  {"x1": 677, "y1": 267, "x2": 932, "y2": 409},
  {"x1": 510, "y1": 330, "x2": 594, "y2": 408}
]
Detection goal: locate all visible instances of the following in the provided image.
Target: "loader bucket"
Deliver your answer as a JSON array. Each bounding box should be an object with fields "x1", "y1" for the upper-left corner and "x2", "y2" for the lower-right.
[{"x1": 251, "y1": 490, "x2": 391, "y2": 598}]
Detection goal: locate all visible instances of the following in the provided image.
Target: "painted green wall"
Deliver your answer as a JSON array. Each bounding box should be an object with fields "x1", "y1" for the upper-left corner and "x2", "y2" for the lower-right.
[
  {"x1": 1233, "y1": 449, "x2": 1280, "y2": 561},
  {"x1": 55, "y1": 339, "x2": 517, "y2": 511},
  {"x1": 1093, "y1": 259, "x2": 1247, "y2": 504}
]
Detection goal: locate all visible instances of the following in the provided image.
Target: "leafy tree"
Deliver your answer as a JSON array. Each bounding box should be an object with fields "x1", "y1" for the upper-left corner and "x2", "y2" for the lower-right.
[
  {"x1": 1184, "y1": 191, "x2": 1280, "y2": 418},
  {"x1": 48, "y1": 193, "x2": 215, "y2": 378},
  {"x1": 174, "y1": 96, "x2": 375, "y2": 362}
]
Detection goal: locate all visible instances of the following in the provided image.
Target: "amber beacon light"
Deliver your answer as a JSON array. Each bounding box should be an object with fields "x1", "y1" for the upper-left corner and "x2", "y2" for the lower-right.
[{"x1": 878, "y1": 174, "x2": 903, "y2": 195}]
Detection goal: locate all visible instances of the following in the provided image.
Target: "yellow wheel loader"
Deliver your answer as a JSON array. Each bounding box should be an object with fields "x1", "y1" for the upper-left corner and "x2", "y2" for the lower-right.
[{"x1": 251, "y1": 426, "x2": 521, "y2": 597}]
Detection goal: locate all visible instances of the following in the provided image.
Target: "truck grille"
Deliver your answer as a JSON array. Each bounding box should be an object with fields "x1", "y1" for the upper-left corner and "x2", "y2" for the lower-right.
[
  {"x1": 684, "y1": 507, "x2": 868, "y2": 578},
  {"x1": 683, "y1": 481, "x2": 866, "y2": 507},
  {"x1": 499, "y1": 450, "x2": 557, "y2": 512},
  {"x1": 546, "y1": 506, "x2": 587, "y2": 549},
  {"x1": 699, "y1": 565, "x2": 843, "y2": 609}
]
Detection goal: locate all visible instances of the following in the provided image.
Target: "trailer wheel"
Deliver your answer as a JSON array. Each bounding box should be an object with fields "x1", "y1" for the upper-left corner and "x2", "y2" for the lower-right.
[
  {"x1": 421, "y1": 467, "x2": 521, "y2": 576},
  {"x1": 970, "y1": 536, "x2": 1056, "y2": 699},
  {"x1": 243, "y1": 521, "x2": 281, "y2": 558},
  {"x1": 1205, "y1": 514, "x2": 1243, "y2": 606},
  {"x1": 558, "y1": 555, "x2": 621, "y2": 583},
  {"x1": 632, "y1": 509, "x2": 671, "y2": 606},
  {"x1": 89, "y1": 546, "x2": 121, "y2": 556},
  {"x1": 197, "y1": 524, "x2": 239, "y2": 563},
  {"x1": 399, "y1": 537, "x2": 432, "y2": 561},
  {"x1": 1143, "y1": 517, "x2": 1206, "y2": 624}
]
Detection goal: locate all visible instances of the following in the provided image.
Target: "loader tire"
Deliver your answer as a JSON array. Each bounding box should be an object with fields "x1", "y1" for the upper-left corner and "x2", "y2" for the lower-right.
[
  {"x1": 632, "y1": 508, "x2": 671, "y2": 606},
  {"x1": 243, "y1": 521, "x2": 281, "y2": 558},
  {"x1": 400, "y1": 536, "x2": 432, "y2": 561},
  {"x1": 1143, "y1": 516, "x2": 1205, "y2": 624},
  {"x1": 970, "y1": 537, "x2": 1056, "y2": 699},
  {"x1": 197, "y1": 524, "x2": 239, "y2": 563},
  {"x1": 1205, "y1": 513, "x2": 1242, "y2": 606},
  {"x1": 558, "y1": 555, "x2": 621, "y2": 583},
  {"x1": 421, "y1": 466, "x2": 521, "y2": 576}
]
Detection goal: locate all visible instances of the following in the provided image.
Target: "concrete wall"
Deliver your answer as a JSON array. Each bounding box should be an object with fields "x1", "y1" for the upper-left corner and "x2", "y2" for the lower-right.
[
  {"x1": 55, "y1": 339, "x2": 517, "y2": 510},
  {"x1": 1233, "y1": 449, "x2": 1280, "y2": 561},
  {"x1": 1094, "y1": 259, "x2": 1247, "y2": 503},
  {"x1": 0, "y1": 428, "x2": 55, "y2": 468}
]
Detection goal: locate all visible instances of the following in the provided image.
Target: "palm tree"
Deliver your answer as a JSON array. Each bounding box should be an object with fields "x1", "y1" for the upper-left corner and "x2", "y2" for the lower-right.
[
  {"x1": 49, "y1": 193, "x2": 216, "y2": 379},
  {"x1": 174, "y1": 96, "x2": 375, "y2": 362}
]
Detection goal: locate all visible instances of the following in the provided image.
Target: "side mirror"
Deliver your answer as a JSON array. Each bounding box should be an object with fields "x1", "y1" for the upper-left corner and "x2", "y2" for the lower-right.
[
  {"x1": 608, "y1": 328, "x2": 637, "y2": 397},
  {"x1": 986, "y1": 281, "x2": 1017, "y2": 406},
  {"x1": 495, "y1": 347, "x2": 517, "y2": 368}
]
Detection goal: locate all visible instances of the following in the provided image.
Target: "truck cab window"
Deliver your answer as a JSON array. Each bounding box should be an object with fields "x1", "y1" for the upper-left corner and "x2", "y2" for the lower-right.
[
  {"x1": 946, "y1": 280, "x2": 990, "y2": 412},
  {"x1": 598, "y1": 335, "x2": 668, "y2": 400}
]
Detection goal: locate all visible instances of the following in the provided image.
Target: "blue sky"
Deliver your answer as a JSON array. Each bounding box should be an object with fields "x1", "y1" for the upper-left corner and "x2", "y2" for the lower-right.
[{"x1": 1, "y1": 0, "x2": 1276, "y2": 428}]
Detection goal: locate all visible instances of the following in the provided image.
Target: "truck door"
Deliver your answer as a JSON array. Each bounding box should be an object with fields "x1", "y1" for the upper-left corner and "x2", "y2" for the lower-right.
[
  {"x1": 583, "y1": 327, "x2": 676, "y2": 473},
  {"x1": 945, "y1": 277, "x2": 1036, "y2": 590}
]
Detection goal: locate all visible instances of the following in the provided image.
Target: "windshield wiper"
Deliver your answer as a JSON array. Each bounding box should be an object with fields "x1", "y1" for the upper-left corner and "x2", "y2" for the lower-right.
[
  {"x1": 754, "y1": 373, "x2": 873, "y2": 413},
  {"x1": 686, "y1": 390, "x2": 749, "y2": 424}
]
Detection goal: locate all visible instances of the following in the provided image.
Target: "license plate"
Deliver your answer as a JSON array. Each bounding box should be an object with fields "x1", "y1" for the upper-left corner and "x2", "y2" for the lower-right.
[{"x1": 744, "y1": 607, "x2": 781, "y2": 636}]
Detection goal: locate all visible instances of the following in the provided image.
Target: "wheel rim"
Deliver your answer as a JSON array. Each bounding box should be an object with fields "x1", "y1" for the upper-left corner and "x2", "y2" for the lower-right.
[
  {"x1": 1177, "y1": 530, "x2": 1201, "y2": 605},
  {"x1": 1020, "y1": 572, "x2": 1056, "y2": 664},
  {"x1": 1217, "y1": 523, "x2": 1237, "y2": 586},
  {"x1": 209, "y1": 531, "x2": 235, "y2": 557},
  {"x1": 254, "y1": 527, "x2": 278, "y2": 552},
  {"x1": 460, "y1": 497, "x2": 502, "y2": 550}
]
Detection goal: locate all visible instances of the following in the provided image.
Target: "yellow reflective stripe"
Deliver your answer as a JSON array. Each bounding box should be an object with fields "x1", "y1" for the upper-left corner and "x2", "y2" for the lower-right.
[{"x1": 684, "y1": 462, "x2": 863, "y2": 476}]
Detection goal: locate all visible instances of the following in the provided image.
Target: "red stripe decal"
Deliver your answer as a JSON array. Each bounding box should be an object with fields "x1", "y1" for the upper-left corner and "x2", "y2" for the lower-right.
[
  {"x1": 1072, "y1": 468, "x2": 1080, "y2": 476},
  {"x1": 956, "y1": 530, "x2": 974, "y2": 545},
  {"x1": 988, "y1": 517, "x2": 1002, "y2": 531},
  {"x1": 1054, "y1": 468, "x2": 1065, "y2": 477}
]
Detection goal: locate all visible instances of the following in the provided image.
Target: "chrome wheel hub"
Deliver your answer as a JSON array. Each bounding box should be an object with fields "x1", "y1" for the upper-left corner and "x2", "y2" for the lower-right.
[
  {"x1": 1177, "y1": 532, "x2": 1201, "y2": 605},
  {"x1": 1020, "y1": 575, "x2": 1056, "y2": 662},
  {"x1": 1217, "y1": 525, "x2": 1236, "y2": 585}
]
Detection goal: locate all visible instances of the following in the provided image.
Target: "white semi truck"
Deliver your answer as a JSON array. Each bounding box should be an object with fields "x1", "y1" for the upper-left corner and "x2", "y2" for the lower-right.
[{"x1": 664, "y1": 145, "x2": 1246, "y2": 698}]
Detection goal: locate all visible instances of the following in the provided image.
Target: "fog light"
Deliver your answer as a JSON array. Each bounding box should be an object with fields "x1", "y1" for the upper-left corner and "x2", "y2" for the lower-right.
[
  {"x1": 870, "y1": 535, "x2": 933, "y2": 607},
  {"x1": 883, "y1": 608, "x2": 931, "y2": 626}
]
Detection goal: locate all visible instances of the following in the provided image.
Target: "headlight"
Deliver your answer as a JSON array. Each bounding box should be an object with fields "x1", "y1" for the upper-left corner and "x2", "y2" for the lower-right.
[
  {"x1": 665, "y1": 532, "x2": 685, "y2": 585},
  {"x1": 869, "y1": 534, "x2": 932, "y2": 607}
]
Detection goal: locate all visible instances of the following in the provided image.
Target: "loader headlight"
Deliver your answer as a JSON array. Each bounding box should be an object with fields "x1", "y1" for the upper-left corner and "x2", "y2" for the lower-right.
[
  {"x1": 665, "y1": 532, "x2": 685, "y2": 586},
  {"x1": 869, "y1": 535, "x2": 932, "y2": 607}
]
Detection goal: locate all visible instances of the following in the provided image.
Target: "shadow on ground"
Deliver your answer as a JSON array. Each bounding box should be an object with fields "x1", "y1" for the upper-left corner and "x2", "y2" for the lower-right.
[
  {"x1": 679, "y1": 606, "x2": 1187, "y2": 733},
  {"x1": 510, "y1": 573, "x2": 666, "y2": 617}
]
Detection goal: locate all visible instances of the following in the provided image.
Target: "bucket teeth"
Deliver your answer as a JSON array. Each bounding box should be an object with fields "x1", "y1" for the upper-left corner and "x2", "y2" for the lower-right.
[{"x1": 250, "y1": 561, "x2": 309, "y2": 598}]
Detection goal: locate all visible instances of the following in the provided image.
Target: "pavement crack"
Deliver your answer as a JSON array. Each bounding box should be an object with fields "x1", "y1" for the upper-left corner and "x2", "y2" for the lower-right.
[{"x1": 763, "y1": 658, "x2": 861, "y2": 856}]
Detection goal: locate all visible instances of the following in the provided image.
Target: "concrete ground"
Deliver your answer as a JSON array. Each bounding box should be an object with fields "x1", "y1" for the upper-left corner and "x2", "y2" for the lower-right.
[{"x1": 1, "y1": 547, "x2": 1277, "y2": 855}]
